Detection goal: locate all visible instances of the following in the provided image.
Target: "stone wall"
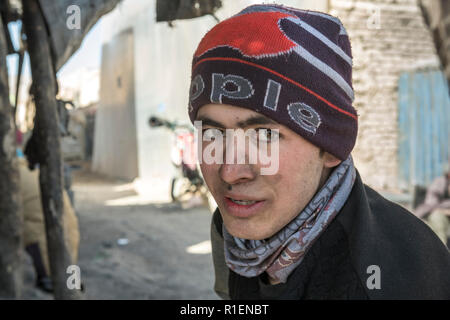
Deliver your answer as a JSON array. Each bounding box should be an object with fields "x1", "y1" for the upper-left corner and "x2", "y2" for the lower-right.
[
  {"x1": 420, "y1": 0, "x2": 450, "y2": 86},
  {"x1": 329, "y1": 0, "x2": 440, "y2": 192}
]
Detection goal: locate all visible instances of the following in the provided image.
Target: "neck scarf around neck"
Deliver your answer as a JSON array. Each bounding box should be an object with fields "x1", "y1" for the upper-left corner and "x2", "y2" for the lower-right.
[{"x1": 223, "y1": 156, "x2": 356, "y2": 284}]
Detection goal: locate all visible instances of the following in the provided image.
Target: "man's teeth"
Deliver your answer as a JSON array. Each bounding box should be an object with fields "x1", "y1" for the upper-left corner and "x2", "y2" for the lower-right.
[{"x1": 230, "y1": 198, "x2": 257, "y2": 205}]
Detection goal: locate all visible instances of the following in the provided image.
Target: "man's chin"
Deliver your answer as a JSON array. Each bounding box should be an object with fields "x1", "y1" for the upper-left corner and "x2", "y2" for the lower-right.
[{"x1": 222, "y1": 216, "x2": 272, "y2": 240}]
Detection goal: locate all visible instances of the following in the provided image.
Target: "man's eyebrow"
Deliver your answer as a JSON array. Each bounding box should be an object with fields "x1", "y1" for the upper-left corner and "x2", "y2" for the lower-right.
[
  {"x1": 196, "y1": 116, "x2": 226, "y2": 128},
  {"x1": 236, "y1": 115, "x2": 278, "y2": 128},
  {"x1": 196, "y1": 114, "x2": 278, "y2": 129}
]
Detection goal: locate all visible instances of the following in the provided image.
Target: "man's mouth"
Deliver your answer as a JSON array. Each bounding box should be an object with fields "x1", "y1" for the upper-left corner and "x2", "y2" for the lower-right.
[
  {"x1": 228, "y1": 198, "x2": 258, "y2": 205},
  {"x1": 223, "y1": 195, "x2": 266, "y2": 218}
]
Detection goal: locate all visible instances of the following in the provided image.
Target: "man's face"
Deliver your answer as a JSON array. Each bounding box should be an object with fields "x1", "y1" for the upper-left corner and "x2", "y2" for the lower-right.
[{"x1": 196, "y1": 103, "x2": 340, "y2": 240}]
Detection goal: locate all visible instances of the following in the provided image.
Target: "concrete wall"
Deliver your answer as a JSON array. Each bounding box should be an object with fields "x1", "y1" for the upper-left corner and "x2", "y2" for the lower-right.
[
  {"x1": 329, "y1": 0, "x2": 440, "y2": 192},
  {"x1": 93, "y1": 27, "x2": 138, "y2": 180}
]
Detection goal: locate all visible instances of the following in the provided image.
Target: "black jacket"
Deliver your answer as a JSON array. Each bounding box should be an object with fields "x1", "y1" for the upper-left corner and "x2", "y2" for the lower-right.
[{"x1": 211, "y1": 172, "x2": 450, "y2": 299}]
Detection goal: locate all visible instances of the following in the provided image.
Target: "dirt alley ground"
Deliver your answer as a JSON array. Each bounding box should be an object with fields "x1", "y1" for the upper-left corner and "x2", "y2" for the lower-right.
[{"x1": 22, "y1": 163, "x2": 218, "y2": 300}]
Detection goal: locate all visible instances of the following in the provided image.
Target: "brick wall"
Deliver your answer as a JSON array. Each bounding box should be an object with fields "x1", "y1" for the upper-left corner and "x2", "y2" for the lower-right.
[
  {"x1": 329, "y1": 0, "x2": 440, "y2": 192},
  {"x1": 420, "y1": 0, "x2": 450, "y2": 87}
]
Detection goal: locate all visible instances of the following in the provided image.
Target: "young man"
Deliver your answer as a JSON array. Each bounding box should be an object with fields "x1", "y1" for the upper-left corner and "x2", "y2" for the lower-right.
[{"x1": 188, "y1": 4, "x2": 450, "y2": 299}]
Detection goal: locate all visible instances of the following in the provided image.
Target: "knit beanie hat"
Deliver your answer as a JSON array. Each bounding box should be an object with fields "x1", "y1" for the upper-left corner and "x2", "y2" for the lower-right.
[{"x1": 188, "y1": 4, "x2": 358, "y2": 161}]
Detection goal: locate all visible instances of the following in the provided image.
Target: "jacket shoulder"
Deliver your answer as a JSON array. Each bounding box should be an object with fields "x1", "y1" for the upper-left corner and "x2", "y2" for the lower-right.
[
  {"x1": 212, "y1": 208, "x2": 223, "y2": 236},
  {"x1": 338, "y1": 175, "x2": 450, "y2": 299},
  {"x1": 364, "y1": 184, "x2": 443, "y2": 241}
]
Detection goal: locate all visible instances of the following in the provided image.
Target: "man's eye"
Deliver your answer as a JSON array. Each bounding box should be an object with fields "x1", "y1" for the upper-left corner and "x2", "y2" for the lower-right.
[
  {"x1": 257, "y1": 128, "x2": 279, "y2": 143},
  {"x1": 202, "y1": 128, "x2": 223, "y2": 140}
]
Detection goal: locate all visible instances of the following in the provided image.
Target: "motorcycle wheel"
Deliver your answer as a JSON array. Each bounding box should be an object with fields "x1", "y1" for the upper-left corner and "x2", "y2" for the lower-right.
[{"x1": 170, "y1": 177, "x2": 193, "y2": 202}]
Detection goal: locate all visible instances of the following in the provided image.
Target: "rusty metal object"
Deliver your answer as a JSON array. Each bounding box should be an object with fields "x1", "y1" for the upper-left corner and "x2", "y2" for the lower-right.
[
  {"x1": 156, "y1": 0, "x2": 222, "y2": 22},
  {"x1": 420, "y1": 0, "x2": 450, "y2": 87},
  {"x1": 23, "y1": 0, "x2": 82, "y2": 300},
  {"x1": 38, "y1": 0, "x2": 121, "y2": 71}
]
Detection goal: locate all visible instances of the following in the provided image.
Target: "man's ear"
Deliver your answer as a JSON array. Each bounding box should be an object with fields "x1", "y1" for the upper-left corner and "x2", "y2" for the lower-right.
[{"x1": 323, "y1": 152, "x2": 342, "y2": 168}]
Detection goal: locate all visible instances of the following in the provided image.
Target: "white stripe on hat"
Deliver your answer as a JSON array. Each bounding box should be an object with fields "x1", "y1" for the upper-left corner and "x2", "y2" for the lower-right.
[
  {"x1": 285, "y1": 16, "x2": 352, "y2": 66},
  {"x1": 293, "y1": 45, "x2": 355, "y2": 101}
]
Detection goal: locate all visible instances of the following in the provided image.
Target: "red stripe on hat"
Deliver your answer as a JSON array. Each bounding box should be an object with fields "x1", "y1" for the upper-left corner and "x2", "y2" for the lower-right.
[
  {"x1": 195, "y1": 11, "x2": 296, "y2": 58},
  {"x1": 193, "y1": 57, "x2": 358, "y2": 121}
]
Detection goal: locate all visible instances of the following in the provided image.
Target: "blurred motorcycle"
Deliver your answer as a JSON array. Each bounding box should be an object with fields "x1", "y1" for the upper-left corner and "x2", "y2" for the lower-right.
[{"x1": 148, "y1": 116, "x2": 217, "y2": 212}]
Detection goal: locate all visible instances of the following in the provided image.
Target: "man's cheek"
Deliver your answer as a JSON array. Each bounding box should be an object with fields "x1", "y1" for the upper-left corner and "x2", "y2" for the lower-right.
[
  {"x1": 262, "y1": 154, "x2": 284, "y2": 186},
  {"x1": 199, "y1": 164, "x2": 219, "y2": 191},
  {"x1": 199, "y1": 164, "x2": 212, "y2": 182},
  {"x1": 267, "y1": 172, "x2": 283, "y2": 186}
]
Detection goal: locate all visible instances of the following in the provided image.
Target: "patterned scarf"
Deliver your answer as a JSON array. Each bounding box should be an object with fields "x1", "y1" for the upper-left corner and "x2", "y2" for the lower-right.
[{"x1": 223, "y1": 156, "x2": 356, "y2": 284}]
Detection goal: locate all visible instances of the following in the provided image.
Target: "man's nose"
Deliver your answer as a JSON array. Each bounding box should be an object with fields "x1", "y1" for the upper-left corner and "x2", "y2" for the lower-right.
[
  {"x1": 219, "y1": 163, "x2": 256, "y2": 185},
  {"x1": 219, "y1": 129, "x2": 257, "y2": 184}
]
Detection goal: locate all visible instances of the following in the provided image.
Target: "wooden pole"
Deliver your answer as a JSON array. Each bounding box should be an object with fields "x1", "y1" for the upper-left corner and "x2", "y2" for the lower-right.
[
  {"x1": 22, "y1": 0, "x2": 82, "y2": 300},
  {"x1": 0, "y1": 12, "x2": 23, "y2": 299}
]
